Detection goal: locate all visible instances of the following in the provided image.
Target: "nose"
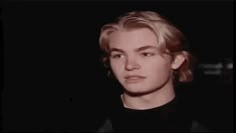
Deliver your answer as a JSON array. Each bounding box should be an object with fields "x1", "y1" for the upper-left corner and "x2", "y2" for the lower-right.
[{"x1": 125, "y1": 57, "x2": 140, "y2": 71}]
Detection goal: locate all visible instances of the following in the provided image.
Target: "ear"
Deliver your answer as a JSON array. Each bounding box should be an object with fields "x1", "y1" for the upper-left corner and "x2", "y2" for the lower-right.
[{"x1": 171, "y1": 54, "x2": 185, "y2": 70}]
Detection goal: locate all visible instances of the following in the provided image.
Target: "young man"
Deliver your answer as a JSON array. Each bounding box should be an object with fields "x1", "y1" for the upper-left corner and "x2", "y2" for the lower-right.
[{"x1": 98, "y1": 11, "x2": 207, "y2": 132}]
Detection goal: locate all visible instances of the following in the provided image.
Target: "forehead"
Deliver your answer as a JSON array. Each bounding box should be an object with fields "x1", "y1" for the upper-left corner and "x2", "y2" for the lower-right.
[{"x1": 108, "y1": 28, "x2": 158, "y2": 49}]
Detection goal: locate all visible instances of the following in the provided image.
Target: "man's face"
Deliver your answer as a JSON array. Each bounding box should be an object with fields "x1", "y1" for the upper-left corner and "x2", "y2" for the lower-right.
[{"x1": 108, "y1": 28, "x2": 174, "y2": 95}]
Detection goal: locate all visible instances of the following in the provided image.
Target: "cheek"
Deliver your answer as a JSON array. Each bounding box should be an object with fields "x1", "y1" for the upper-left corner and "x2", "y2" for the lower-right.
[
  {"x1": 110, "y1": 61, "x2": 123, "y2": 77},
  {"x1": 146, "y1": 60, "x2": 172, "y2": 77}
]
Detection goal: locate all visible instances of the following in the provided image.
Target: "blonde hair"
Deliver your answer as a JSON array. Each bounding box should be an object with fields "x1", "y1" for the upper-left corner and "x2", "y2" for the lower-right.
[{"x1": 99, "y1": 11, "x2": 194, "y2": 82}]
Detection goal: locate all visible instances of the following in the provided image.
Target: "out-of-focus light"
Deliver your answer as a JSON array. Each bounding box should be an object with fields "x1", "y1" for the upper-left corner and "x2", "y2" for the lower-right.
[
  {"x1": 226, "y1": 63, "x2": 233, "y2": 69},
  {"x1": 203, "y1": 70, "x2": 222, "y2": 75},
  {"x1": 199, "y1": 63, "x2": 223, "y2": 69}
]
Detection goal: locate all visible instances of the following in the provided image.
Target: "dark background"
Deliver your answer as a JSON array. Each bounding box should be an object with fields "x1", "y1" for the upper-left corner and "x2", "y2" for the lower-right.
[{"x1": 2, "y1": 1, "x2": 233, "y2": 132}]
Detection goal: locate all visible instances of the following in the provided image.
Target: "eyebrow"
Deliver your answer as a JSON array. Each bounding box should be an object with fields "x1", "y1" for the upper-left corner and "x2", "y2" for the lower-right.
[
  {"x1": 135, "y1": 45, "x2": 158, "y2": 52},
  {"x1": 109, "y1": 48, "x2": 125, "y2": 53},
  {"x1": 110, "y1": 45, "x2": 158, "y2": 53}
]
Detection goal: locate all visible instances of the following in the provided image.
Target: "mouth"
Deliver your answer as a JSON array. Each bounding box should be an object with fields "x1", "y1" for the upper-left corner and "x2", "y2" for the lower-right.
[{"x1": 124, "y1": 75, "x2": 146, "y2": 83}]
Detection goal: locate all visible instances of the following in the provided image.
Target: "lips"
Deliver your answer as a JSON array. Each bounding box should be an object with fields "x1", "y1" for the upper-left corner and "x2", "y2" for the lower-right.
[{"x1": 124, "y1": 75, "x2": 146, "y2": 83}]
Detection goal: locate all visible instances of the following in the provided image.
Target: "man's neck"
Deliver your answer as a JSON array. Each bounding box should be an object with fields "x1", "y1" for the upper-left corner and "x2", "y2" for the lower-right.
[{"x1": 121, "y1": 83, "x2": 175, "y2": 110}]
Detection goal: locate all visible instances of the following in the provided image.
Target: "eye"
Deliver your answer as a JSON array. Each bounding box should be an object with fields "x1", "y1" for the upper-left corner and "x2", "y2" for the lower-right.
[
  {"x1": 110, "y1": 54, "x2": 124, "y2": 59},
  {"x1": 141, "y1": 52, "x2": 155, "y2": 57}
]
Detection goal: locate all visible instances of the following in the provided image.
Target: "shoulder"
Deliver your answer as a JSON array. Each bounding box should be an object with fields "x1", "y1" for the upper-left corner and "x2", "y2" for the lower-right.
[
  {"x1": 97, "y1": 118, "x2": 113, "y2": 132},
  {"x1": 97, "y1": 118, "x2": 212, "y2": 132},
  {"x1": 191, "y1": 120, "x2": 213, "y2": 132}
]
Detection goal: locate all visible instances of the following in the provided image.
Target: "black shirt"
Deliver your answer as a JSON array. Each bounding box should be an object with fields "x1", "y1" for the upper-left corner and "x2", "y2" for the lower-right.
[{"x1": 110, "y1": 95, "x2": 192, "y2": 132}]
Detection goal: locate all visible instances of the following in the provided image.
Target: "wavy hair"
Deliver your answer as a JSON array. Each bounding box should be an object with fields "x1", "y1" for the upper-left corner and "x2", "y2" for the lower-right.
[{"x1": 99, "y1": 11, "x2": 194, "y2": 82}]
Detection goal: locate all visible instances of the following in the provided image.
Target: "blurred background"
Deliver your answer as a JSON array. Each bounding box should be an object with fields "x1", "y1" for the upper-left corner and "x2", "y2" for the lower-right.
[{"x1": 2, "y1": 0, "x2": 233, "y2": 132}]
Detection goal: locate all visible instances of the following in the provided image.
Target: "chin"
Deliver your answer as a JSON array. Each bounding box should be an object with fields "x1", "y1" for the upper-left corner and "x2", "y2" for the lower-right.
[{"x1": 124, "y1": 86, "x2": 154, "y2": 96}]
